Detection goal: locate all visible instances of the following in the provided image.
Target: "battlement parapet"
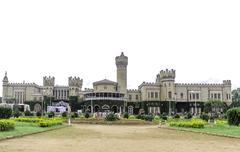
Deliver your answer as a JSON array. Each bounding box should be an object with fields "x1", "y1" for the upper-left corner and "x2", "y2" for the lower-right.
[
  {"x1": 68, "y1": 76, "x2": 83, "y2": 88},
  {"x1": 175, "y1": 83, "x2": 224, "y2": 87},
  {"x1": 138, "y1": 81, "x2": 159, "y2": 89},
  {"x1": 159, "y1": 69, "x2": 175, "y2": 80},
  {"x1": 127, "y1": 89, "x2": 140, "y2": 93},
  {"x1": 9, "y1": 82, "x2": 39, "y2": 87},
  {"x1": 43, "y1": 76, "x2": 55, "y2": 86}
]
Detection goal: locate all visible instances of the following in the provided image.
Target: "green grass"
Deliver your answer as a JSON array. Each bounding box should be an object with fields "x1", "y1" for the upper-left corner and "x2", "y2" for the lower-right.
[
  {"x1": 180, "y1": 124, "x2": 240, "y2": 137},
  {"x1": 0, "y1": 122, "x2": 65, "y2": 140},
  {"x1": 167, "y1": 119, "x2": 240, "y2": 137}
]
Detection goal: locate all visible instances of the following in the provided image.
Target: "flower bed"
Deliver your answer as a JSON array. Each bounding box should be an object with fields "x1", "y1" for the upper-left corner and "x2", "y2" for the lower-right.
[
  {"x1": 14, "y1": 117, "x2": 63, "y2": 128},
  {"x1": 169, "y1": 119, "x2": 205, "y2": 128},
  {"x1": 0, "y1": 119, "x2": 15, "y2": 131}
]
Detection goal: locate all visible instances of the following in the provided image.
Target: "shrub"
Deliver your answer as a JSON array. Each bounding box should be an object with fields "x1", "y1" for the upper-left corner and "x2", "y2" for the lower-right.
[
  {"x1": 143, "y1": 115, "x2": 154, "y2": 121},
  {"x1": 36, "y1": 111, "x2": 42, "y2": 117},
  {"x1": 128, "y1": 115, "x2": 136, "y2": 119},
  {"x1": 153, "y1": 115, "x2": 160, "y2": 123},
  {"x1": 226, "y1": 107, "x2": 240, "y2": 126},
  {"x1": 136, "y1": 114, "x2": 143, "y2": 120},
  {"x1": 48, "y1": 112, "x2": 55, "y2": 118},
  {"x1": 0, "y1": 107, "x2": 12, "y2": 119},
  {"x1": 174, "y1": 114, "x2": 180, "y2": 119},
  {"x1": 15, "y1": 117, "x2": 42, "y2": 123},
  {"x1": 24, "y1": 110, "x2": 33, "y2": 116},
  {"x1": 105, "y1": 113, "x2": 119, "y2": 121},
  {"x1": 62, "y1": 112, "x2": 67, "y2": 117},
  {"x1": 13, "y1": 110, "x2": 22, "y2": 118},
  {"x1": 160, "y1": 113, "x2": 168, "y2": 120},
  {"x1": 72, "y1": 112, "x2": 79, "y2": 118},
  {"x1": 169, "y1": 119, "x2": 204, "y2": 128},
  {"x1": 123, "y1": 112, "x2": 129, "y2": 119},
  {"x1": 85, "y1": 112, "x2": 90, "y2": 118},
  {"x1": 184, "y1": 113, "x2": 192, "y2": 119},
  {"x1": 200, "y1": 114, "x2": 209, "y2": 122},
  {"x1": 0, "y1": 119, "x2": 15, "y2": 131},
  {"x1": 38, "y1": 118, "x2": 63, "y2": 127}
]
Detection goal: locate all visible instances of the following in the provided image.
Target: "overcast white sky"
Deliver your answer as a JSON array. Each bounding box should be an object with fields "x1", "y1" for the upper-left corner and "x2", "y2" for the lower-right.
[{"x1": 0, "y1": 0, "x2": 240, "y2": 96}]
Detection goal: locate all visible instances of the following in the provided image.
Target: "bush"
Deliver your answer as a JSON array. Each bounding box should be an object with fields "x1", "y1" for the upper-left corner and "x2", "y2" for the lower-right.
[
  {"x1": 48, "y1": 112, "x2": 55, "y2": 118},
  {"x1": 38, "y1": 118, "x2": 63, "y2": 127},
  {"x1": 0, "y1": 119, "x2": 15, "y2": 131},
  {"x1": 13, "y1": 110, "x2": 22, "y2": 118},
  {"x1": 72, "y1": 112, "x2": 79, "y2": 118},
  {"x1": 184, "y1": 113, "x2": 192, "y2": 119},
  {"x1": 128, "y1": 115, "x2": 136, "y2": 119},
  {"x1": 123, "y1": 112, "x2": 129, "y2": 119},
  {"x1": 0, "y1": 107, "x2": 12, "y2": 119},
  {"x1": 105, "y1": 113, "x2": 119, "y2": 121},
  {"x1": 136, "y1": 114, "x2": 143, "y2": 120},
  {"x1": 143, "y1": 115, "x2": 154, "y2": 121},
  {"x1": 85, "y1": 112, "x2": 90, "y2": 118},
  {"x1": 174, "y1": 114, "x2": 180, "y2": 119},
  {"x1": 153, "y1": 115, "x2": 160, "y2": 123},
  {"x1": 200, "y1": 114, "x2": 209, "y2": 122},
  {"x1": 169, "y1": 119, "x2": 205, "y2": 128},
  {"x1": 62, "y1": 112, "x2": 67, "y2": 117},
  {"x1": 227, "y1": 107, "x2": 240, "y2": 126},
  {"x1": 160, "y1": 113, "x2": 168, "y2": 120},
  {"x1": 24, "y1": 110, "x2": 33, "y2": 116},
  {"x1": 36, "y1": 111, "x2": 42, "y2": 117}
]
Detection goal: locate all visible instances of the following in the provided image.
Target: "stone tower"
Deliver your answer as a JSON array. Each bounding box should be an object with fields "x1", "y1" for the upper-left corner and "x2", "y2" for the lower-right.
[
  {"x1": 43, "y1": 76, "x2": 55, "y2": 97},
  {"x1": 115, "y1": 52, "x2": 128, "y2": 95},
  {"x1": 68, "y1": 76, "x2": 83, "y2": 96},
  {"x1": 156, "y1": 69, "x2": 176, "y2": 101},
  {"x1": 2, "y1": 72, "x2": 9, "y2": 103}
]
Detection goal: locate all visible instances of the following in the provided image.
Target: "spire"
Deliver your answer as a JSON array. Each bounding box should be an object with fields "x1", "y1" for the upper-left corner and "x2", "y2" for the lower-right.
[{"x1": 3, "y1": 71, "x2": 8, "y2": 83}]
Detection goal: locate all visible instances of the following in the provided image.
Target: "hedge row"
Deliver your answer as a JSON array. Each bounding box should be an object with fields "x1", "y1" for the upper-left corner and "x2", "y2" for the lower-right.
[
  {"x1": 14, "y1": 117, "x2": 42, "y2": 123},
  {"x1": 0, "y1": 119, "x2": 15, "y2": 131},
  {"x1": 38, "y1": 119, "x2": 63, "y2": 127},
  {"x1": 169, "y1": 119, "x2": 205, "y2": 128}
]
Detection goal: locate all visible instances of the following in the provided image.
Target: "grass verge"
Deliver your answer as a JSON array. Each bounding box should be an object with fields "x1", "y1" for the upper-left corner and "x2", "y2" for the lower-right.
[{"x1": 0, "y1": 122, "x2": 66, "y2": 141}]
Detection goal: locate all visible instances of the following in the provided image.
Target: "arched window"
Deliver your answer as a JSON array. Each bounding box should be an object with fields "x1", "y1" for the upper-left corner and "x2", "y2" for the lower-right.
[
  {"x1": 128, "y1": 106, "x2": 133, "y2": 115},
  {"x1": 181, "y1": 93, "x2": 184, "y2": 99}
]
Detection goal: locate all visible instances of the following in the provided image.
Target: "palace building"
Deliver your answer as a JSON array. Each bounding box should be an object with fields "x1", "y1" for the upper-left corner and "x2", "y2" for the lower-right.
[{"x1": 2, "y1": 52, "x2": 232, "y2": 114}]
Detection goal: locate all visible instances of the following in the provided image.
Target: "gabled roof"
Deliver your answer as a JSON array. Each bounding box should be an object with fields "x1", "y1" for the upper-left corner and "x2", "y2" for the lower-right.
[{"x1": 93, "y1": 79, "x2": 117, "y2": 86}]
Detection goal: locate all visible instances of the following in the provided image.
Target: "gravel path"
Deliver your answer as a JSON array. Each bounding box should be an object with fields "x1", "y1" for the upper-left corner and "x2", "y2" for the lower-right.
[{"x1": 0, "y1": 124, "x2": 240, "y2": 152}]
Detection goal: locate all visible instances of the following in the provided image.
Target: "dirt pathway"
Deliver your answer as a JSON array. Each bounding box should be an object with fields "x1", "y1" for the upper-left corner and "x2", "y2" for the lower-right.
[{"x1": 0, "y1": 124, "x2": 240, "y2": 152}]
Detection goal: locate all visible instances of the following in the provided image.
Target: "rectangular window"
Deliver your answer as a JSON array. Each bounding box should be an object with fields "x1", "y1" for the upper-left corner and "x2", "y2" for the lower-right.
[
  {"x1": 148, "y1": 92, "x2": 150, "y2": 98},
  {"x1": 155, "y1": 92, "x2": 158, "y2": 99},
  {"x1": 218, "y1": 93, "x2": 221, "y2": 99},
  {"x1": 196, "y1": 93, "x2": 199, "y2": 100},
  {"x1": 136, "y1": 95, "x2": 138, "y2": 100},
  {"x1": 181, "y1": 93, "x2": 184, "y2": 99},
  {"x1": 151, "y1": 92, "x2": 154, "y2": 98},
  {"x1": 214, "y1": 93, "x2": 217, "y2": 99},
  {"x1": 129, "y1": 95, "x2": 132, "y2": 101},
  {"x1": 193, "y1": 93, "x2": 195, "y2": 99}
]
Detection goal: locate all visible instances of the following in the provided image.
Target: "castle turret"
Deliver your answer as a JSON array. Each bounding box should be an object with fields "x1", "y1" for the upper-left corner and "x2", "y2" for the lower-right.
[
  {"x1": 157, "y1": 69, "x2": 176, "y2": 101},
  {"x1": 115, "y1": 52, "x2": 128, "y2": 96},
  {"x1": 43, "y1": 76, "x2": 55, "y2": 97},
  {"x1": 68, "y1": 76, "x2": 83, "y2": 96},
  {"x1": 2, "y1": 72, "x2": 9, "y2": 103}
]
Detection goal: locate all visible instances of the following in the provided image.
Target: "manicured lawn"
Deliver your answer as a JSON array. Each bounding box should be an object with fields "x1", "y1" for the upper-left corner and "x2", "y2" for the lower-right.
[
  {"x1": 0, "y1": 122, "x2": 65, "y2": 140},
  {"x1": 173, "y1": 124, "x2": 240, "y2": 137}
]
